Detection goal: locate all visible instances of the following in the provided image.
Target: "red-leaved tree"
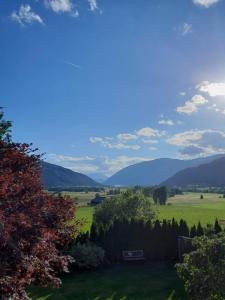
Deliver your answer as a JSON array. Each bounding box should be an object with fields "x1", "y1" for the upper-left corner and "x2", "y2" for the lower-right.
[{"x1": 0, "y1": 110, "x2": 79, "y2": 299}]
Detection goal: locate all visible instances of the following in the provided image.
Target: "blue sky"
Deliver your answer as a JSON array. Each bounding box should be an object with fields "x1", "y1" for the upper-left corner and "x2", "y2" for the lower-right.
[{"x1": 1, "y1": 0, "x2": 225, "y2": 178}]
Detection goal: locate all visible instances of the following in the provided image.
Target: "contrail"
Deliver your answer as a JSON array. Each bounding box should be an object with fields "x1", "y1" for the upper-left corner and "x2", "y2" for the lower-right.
[{"x1": 64, "y1": 61, "x2": 82, "y2": 69}]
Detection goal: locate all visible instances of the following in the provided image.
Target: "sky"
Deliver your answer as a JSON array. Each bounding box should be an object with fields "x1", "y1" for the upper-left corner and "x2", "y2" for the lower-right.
[{"x1": 1, "y1": 0, "x2": 225, "y2": 179}]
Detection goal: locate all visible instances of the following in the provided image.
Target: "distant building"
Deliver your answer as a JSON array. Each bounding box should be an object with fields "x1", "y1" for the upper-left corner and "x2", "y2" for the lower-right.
[{"x1": 90, "y1": 194, "x2": 106, "y2": 206}]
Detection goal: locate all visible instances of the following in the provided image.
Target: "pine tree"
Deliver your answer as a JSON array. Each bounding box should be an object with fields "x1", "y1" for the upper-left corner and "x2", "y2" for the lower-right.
[
  {"x1": 196, "y1": 222, "x2": 204, "y2": 236},
  {"x1": 190, "y1": 225, "x2": 197, "y2": 238},
  {"x1": 214, "y1": 219, "x2": 222, "y2": 234}
]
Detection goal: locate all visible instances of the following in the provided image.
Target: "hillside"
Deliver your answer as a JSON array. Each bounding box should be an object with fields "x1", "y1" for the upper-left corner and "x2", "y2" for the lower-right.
[
  {"x1": 41, "y1": 161, "x2": 100, "y2": 188},
  {"x1": 104, "y1": 155, "x2": 225, "y2": 186},
  {"x1": 162, "y1": 157, "x2": 225, "y2": 187}
]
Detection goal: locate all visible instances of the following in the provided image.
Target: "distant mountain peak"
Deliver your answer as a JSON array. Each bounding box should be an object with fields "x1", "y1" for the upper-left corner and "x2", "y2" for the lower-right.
[
  {"x1": 41, "y1": 161, "x2": 101, "y2": 188},
  {"x1": 162, "y1": 157, "x2": 225, "y2": 187}
]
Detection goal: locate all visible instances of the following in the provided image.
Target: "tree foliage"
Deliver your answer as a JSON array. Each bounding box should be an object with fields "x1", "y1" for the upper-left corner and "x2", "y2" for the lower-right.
[
  {"x1": 69, "y1": 242, "x2": 104, "y2": 269},
  {"x1": 153, "y1": 186, "x2": 167, "y2": 205},
  {"x1": 0, "y1": 110, "x2": 79, "y2": 299},
  {"x1": 176, "y1": 234, "x2": 225, "y2": 300},
  {"x1": 93, "y1": 190, "x2": 155, "y2": 229}
]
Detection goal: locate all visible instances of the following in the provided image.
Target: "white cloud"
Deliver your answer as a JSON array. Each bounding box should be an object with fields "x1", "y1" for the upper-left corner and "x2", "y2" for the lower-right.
[
  {"x1": 180, "y1": 92, "x2": 186, "y2": 96},
  {"x1": 107, "y1": 143, "x2": 141, "y2": 150},
  {"x1": 182, "y1": 23, "x2": 192, "y2": 35},
  {"x1": 89, "y1": 137, "x2": 104, "y2": 143},
  {"x1": 167, "y1": 129, "x2": 225, "y2": 157},
  {"x1": 89, "y1": 136, "x2": 140, "y2": 150},
  {"x1": 192, "y1": 0, "x2": 220, "y2": 8},
  {"x1": 88, "y1": 0, "x2": 98, "y2": 11},
  {"x1": 70, "y1": 164, "x2": 99, "y2": 173},
  {"x1": 44, "y1": 0, "x2": 79, "y2": 16},
  {"x1": 136, "y1": 127, "x2": 163, "y2": 137},
  {"x1": 89, "y1": 127, "x2": 165, "y2": 152},
  {"x1": 46, "y1": 154, "x2": 99, "y2": 174},
  {"x1": 176, "y1": 94, "x2": 208, "y2": 115},
  {"x1": 158, "y1": 119, "x2": 174, "y2": 126},
  {"x1": 142, "y1": 139, "x2": 159, "y2": 144},
  {"x1": 197, "y1": 81, "x2": 225, "y2": 97},
  {"x1": 47, "y1": 154, "x2": 95, "y2": 162},
  {"x1": 11, "y1": 5, "x2": 44, "y2": 26},
  {"x1": 117, "y1": 133, "x2": 137, "y2": 141},
  {"x1": 103, "y1": 156, "x2": 151, "y2": 176},
  {"x1": 167, "y1": 130, "x2": 204, "y2": 147},
  {"x1": 149, "y1": 146, "x2": 157, "y2": 151},
  {"x1": 64, "y1": 61, "x2": 81, "y2": 69}
]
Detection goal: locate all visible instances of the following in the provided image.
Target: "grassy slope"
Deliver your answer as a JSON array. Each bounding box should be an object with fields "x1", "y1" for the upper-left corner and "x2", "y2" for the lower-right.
[
  {"x1": 76, "y1": 193, "x2": 225, "y2": 231},
  {"x1": 29, "y1": 263, "x2": 187, "y2": 300}
]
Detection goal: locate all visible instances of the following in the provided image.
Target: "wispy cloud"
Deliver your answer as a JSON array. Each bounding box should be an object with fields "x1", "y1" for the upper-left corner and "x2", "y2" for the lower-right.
[
  {"x1": 11, "y1": 5, "x2": 44, "y2": 26},
  {"x1": 64, "y1": 61, "x2": 81, "y2": 69},
  {"x1": 181, "y1": 23, "x2": 192, "y2": 36},
  {"x1": 136, "y1": 127, "x2": 164, "y2": 137},
  {"x1": 207, "y1": 103, "x2": 225, "y2": 115},
  {"x1": 192, "y1": 0, "x2": 220, "y2": 8},
  {"x1": 102, "y1": 156, "x2": 151, "y2": 176},
  {"x1": 158, "y1": 119, "x2": 174, "y2": 126},
  {"x1": 117, "y1": 133, "x2": 137, "y2": 141},
  {"x1": 88, "y1": 0, "x2": 98, "y2": 11},
  {"x1": 142, "y1": 139, "x2": 159, "y2": 144},
  {"x1": 176, "y1": 94, "x2": 208, "y2": 115},
  {"x1": 44, "y1": 0, "x2": 79, "y2": 16},
  {"x1": 89, "y1": 127, "x2": 165, "y2": 151},
  {"x1": 89, "y1": 136, "x2": 141, "y2": 150},
  {"x1": 47, "y1": 154, "x2": 95, "y2": 162}
]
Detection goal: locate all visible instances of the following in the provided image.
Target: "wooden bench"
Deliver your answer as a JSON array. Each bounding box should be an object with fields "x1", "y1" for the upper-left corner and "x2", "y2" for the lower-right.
[{"x1": 122, "y1": 250, "x2": 145, "y2": 261}]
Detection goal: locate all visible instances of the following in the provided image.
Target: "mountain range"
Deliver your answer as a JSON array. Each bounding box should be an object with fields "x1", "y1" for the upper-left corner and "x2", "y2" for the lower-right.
[
  {"x1": 104, "y1": 154, "x2": 225, "y2": 186},
  {"x1": 41, "y1": 154, "x2": 225, "y2": 189},
  {"x1": 41, "y1": 161, "x2": 100, "y2": 188},
  {"x1": 162, "y1": 157, "x2": 225, "y2": 187}
]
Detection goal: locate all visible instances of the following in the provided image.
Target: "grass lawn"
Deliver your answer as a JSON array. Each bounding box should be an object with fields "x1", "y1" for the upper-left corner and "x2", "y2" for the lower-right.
[
  {"x1": 76, "y1": 206, "x2": 94, "y2": 232},
  {"x1": 156, "y1": 192, "x2": 225, "y2": 226},
  {"x1": 61, "y1": 191, "x2": 103, "y2": 206},
  {"x1": 29, "y1": 263, "x2": 187, "y2": 300},
  {"x1": 76, "y1": 193, "x2": 225, "y2": 231}
]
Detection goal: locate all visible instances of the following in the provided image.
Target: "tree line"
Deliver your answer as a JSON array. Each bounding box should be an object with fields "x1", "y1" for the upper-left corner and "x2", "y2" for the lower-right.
[{"x1": 76, "y1": 218, "x2": 223, "y2": 262}]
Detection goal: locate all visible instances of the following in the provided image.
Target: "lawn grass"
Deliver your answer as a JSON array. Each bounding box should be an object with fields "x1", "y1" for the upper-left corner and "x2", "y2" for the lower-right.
[
  {"x1": 76, "y1": 206, "x2": 94, "y2": 232},
  {"x1": 156, "y1": 192, "x2": 225, "y2": 226},
  {"x1": 61, "y1": 191, "x2": 103, "y2": 206},
  {"x1": 29, "y1": 263, "x2": 187, "y2": 300},
  {"x1": 76, "y1": 193, "x2": 225, "y2": 231}
]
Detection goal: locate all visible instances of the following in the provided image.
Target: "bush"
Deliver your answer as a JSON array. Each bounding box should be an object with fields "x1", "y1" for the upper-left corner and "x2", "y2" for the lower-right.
[
  {"x1": 176, "y1": 234, "x2": 225, "y2": 300},
  {"x1": 70, "y1": 242, "x2": 105, "y2": 269}
]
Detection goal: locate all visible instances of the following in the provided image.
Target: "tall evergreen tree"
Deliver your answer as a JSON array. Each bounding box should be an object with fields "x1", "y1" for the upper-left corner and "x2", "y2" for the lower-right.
[
  {"x1": 196, "y1": 222, "x2": 204, "y2": 236},
  {"x1": 214, "y1": 219, "x2": 222, "y2": 234},
  {"x1": 190, "y1": 225, "x2": 197, "y2": 238}
]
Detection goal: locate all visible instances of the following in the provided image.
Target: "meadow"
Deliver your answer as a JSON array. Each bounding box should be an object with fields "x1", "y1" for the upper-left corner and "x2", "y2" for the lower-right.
[
  {"x1": 75, "y1": 192, "x2": 225, "y2": 231},
  {"x1": 29, "y1": 263, "x2": 187, "y2": 300}
]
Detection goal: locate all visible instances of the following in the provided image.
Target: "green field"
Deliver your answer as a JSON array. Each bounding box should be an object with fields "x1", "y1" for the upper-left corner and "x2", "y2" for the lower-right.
[
  {"x1": 29, "y1": 263, "x2": 187, "y2": 300},
  {"x1": 76, "y1": 206, "x2": 94, "y2": 231},
  {"x1": 61, "y1": 191, "x2": 105, "y2": 206},
  {"x1": 76, "y1": 193, "x2": 225, "y2": 231}
]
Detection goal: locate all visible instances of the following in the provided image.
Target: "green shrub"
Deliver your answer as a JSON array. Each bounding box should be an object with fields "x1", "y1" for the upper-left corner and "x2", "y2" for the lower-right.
[
  {"x1": 176, "y1": 234, "x2": 225, "y2": 300},
  {"x1": 70, "y1": 242, "x2": 105, "y2": 269}
]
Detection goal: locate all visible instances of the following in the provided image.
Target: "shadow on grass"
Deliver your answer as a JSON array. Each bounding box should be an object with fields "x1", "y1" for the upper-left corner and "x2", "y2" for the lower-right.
[{"x1": 29, "y1": 263, "x2": 188, "y2": 300}]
